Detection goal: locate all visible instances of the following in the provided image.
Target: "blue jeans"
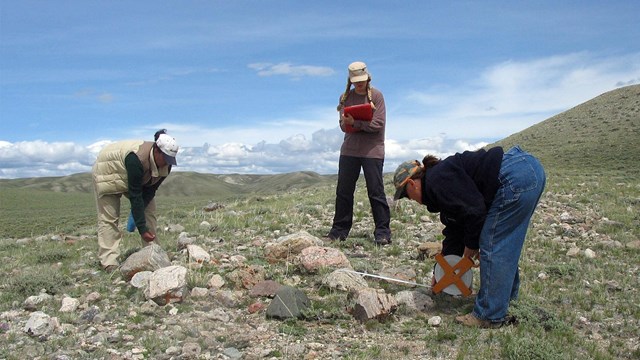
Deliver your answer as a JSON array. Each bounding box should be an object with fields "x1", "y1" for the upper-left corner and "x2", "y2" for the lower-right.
[
  {"x1": 473, "y1": 146, "x2": 546, "y2": 322},
  {"x1": 330, "y1": 155, "x2": 391, "y2": 241}
]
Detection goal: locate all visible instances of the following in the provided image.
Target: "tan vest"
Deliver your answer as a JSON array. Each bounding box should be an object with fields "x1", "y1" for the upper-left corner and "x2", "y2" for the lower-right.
[{"x1": 92, "y1": 140, "x2": 167, "y2": 197}]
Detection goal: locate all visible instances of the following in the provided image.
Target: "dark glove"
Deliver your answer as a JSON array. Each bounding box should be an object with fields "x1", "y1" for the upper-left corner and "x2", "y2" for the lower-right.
[{"x1": 141, "y1": 231, "x2": 156, "y2": 243}]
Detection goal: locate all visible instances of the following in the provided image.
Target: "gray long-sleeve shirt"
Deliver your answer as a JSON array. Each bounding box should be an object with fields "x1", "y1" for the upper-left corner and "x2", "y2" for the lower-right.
[{"x1": 338, "y1": 87, "x2": 386, "y2": 159}]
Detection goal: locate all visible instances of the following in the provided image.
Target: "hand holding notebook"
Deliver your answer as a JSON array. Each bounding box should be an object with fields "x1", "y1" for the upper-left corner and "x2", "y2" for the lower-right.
[{"x1": 342, "y1": 103, "x2": 373, "y2": 133}]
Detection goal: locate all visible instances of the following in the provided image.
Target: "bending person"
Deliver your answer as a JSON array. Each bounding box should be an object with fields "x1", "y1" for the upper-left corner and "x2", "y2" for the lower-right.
[
  {"x1": 92, "y1": 130, "x2": 179, "y2": 272},
  {"x1": 393, "y1": 145, "x2": 545, "y2": 327}
]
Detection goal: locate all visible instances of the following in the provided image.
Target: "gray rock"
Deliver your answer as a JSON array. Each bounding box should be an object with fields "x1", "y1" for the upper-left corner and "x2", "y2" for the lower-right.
[
  {"x1": 130, "y1": 270, "x2": 153, "y2": 288},
  {"x1": 80, "y1": 306, "x2": 100, "y2": 323},
  {"x1": 224, "y1": 347, "x2": 243, "y2": 359},
  {"x1": 249, "y1": 280, "x2": 282, "y2": 297},
  {"x1": 395, "y1": 290, "x2": 435, "y2": 312},
  {"x1": 177, "y1": 232, "x2": 195, "y2": 250},
  {"x1": 120, "y1": 244, "x2": 171, "y2": 281},
  {"x1": 23, "y1": 291, "x2": 53, "y2": 311},
  {"x1": 266, "y1": 286, "x2": 309, "y2": 320},
  {"x1": 186, "y1": 244, "x2": 211, "y2": 264},
  {"x1": 322, "y1": 268, "x2": 368, "y2": 292},
  {"x1": 263, "y1": 230, "x2": 323, "y2": 262},
  {"x1": 24, "y1": 311, "x2": 59, "y2": 338},
  {"x1": 59, "y1": 296, "x2": 80, "y2": 312},
  {"x1": 348, "y1": 288, "x2": 397, "y2": 322}
]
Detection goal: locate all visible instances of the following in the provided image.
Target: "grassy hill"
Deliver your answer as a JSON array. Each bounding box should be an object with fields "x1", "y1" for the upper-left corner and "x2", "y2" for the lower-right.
[{"x1": 491, "y1": 84, "x2": 640, "y2": 173}]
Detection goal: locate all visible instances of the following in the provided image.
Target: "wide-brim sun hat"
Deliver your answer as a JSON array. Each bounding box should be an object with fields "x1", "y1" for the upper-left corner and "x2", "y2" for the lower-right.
[
  {"x1": 393, "y1": 160, "x2": 422, "y2": 200},
  {"x1": 156, "y1": 133, "x2": 179, "y2": 166},
  {"x1": 348, "y1": 61, "x2": 370, "y2": 83}
]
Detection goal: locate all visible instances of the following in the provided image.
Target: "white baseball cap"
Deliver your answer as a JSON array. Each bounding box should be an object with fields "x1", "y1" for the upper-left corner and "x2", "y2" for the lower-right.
[{"x1": 155, "y1": 134, "x2": 179, "y2": 166}]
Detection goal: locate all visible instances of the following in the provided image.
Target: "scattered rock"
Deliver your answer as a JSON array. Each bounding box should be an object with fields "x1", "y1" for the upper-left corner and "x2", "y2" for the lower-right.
[
  {"x1": 263, "y1": 231, "x2": 323, "y2": 263},
  {"x1": 85, "y1": 292, "x2": 101, "y2": 303},
  {"x1": 298, "y1": 246, "x2": 351, "y2": 273},
  {"x1": 144, "y1": 265, "x2": 188, "y2": 305},
  {"x1": 266, "y1": 286, "x2": 310, "y2": 320},
  {"x1": 322, "y1": 268, "x2": 368, "y2": 292},
  {"x1": 626, "y1": 240, "x2": 640, "y2": 249},
  {"x1": 417, "y1": 241, "x2": 442, "y2": 260},
  {"x1": 186, "y1": 244, "x2": 211, "y2": 264},
  {"x1": 395, "y1": 290, "x2": 435, "y2": 312},
  {"x1": 249, "y1": 280, "x2": 282, "y2": 297},
  {"x1": 130, "y1": 271, "x2": 153, "y2": 288},
  {"x1": 59, "y1": 296, "x2": 80, "y2": 313},
  {"x1": 227, "y1": 265, "x2": 266, "y2": 290},
  {"x1": 203, "y1": 202, "x2": 225, "y2": 212},
  {"x1": 120, "y1": 244, "x2": 171, "y2": 281},
  {"x1": 167, "y1": 224, "x2": 185, "y2": 233},
  {"x1": 177, "y1": 232, "x2": 196, "y2": 250},
  {"x1": 190, "y1": 287, "x2": 209, "y2": 298},
  {"x1": 428, "y1": 315, "x2": 442, "y2": 327},
  {"x1": 207, "y1": 274, "x2": 226, "y2": 289},
  {"x1": 23, "y1": 291, "x2": 53, "y2": 311},
  {"x1": 584, "y1": 248, "x2": 596, "y2": 258},
  {"x1": 566, "y1": 247, "x2": 580, "y2": 257},
  {"x1": 348, "y1": 288, "x2": 398, "y2": 322},
  {"x1": 23, "y1": 311, "x2": 59, "y2": 338}
]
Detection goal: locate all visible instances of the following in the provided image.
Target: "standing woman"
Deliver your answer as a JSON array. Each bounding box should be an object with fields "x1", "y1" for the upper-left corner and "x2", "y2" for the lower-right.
[
  {"x1": 393, "y1": 145, "x2": 546, "y2": 327},
  {"x1": 327, "y1": 61, "x2": 391, "y2": 245}
]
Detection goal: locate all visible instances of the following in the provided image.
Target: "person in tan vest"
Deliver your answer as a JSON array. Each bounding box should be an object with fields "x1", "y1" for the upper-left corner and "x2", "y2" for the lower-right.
[{"x1": 92, "y1": 129, "x2": 179, "y2": 272}]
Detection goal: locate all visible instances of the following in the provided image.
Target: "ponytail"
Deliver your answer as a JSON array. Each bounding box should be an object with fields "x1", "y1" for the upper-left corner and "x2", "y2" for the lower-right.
[{"x1": 422, "y1": 155, "x2": 440, "y2": 170}]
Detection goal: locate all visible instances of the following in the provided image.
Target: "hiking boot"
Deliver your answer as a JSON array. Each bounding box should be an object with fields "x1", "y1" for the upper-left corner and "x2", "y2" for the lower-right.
[
  {"x1": 455, "y1": 313, "x2": 504, "y2": 329},
  {"x1": 103, "y1": 265, "x2": 118, "y2": 273},
  {"x1": 374, "y1": 238, "x2": 391, "y2": 246},
  {"x1": 323, "y1": 234, "x2": 346, "y2": 241}
]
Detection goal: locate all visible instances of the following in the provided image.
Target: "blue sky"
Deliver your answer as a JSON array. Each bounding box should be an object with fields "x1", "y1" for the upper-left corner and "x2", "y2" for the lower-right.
[{"x1": 1, "y1": 1, "x2": 639, "y2": 179}]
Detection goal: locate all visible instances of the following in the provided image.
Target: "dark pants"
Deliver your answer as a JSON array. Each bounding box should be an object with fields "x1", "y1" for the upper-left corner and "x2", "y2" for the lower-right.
[{"x1": 329, "y1": 155, "x2": 391, "y2": 241}]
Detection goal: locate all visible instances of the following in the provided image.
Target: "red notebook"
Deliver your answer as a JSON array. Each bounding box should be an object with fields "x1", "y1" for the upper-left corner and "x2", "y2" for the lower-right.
[{"x1": 343, "y1": 103, "x2": 373, "y2": 133}]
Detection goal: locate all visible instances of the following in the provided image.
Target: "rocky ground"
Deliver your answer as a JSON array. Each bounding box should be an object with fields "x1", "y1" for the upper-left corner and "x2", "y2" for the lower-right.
[{"x1": 1, "y1": 185, "x2": 639, "y2": 360}]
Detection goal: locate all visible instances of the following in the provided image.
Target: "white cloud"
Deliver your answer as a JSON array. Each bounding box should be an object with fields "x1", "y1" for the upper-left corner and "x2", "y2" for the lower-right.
[
  {"x1": 248, "y1": 62, "x2": 335, "y2": 79},
  {"x1": 393, "y1": 52, "x2": 640, "y2": 140},
  {"x1": 2, "y1": 53, "x2": 638, "y2": 179}
]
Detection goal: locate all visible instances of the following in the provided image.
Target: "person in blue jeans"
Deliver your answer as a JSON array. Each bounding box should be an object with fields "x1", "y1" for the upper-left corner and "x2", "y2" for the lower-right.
[{"x1": 392, "y1": 145, "x2": 546, "y2": 327}]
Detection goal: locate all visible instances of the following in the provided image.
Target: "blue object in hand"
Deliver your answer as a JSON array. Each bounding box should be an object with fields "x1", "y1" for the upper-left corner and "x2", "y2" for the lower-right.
[{"x1": 126, "y1": 211, "x2": 136, "y2": 232}]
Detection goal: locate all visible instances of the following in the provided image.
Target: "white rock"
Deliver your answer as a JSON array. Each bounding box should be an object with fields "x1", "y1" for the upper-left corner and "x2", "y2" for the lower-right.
[
  {"x1": 208, "y1": 274, "x2": 226, "y2": 289},
  {"x1": 584, "y1": 248, "x2": 596, "y2": 259},
  {"x1": 24, "y1": 311, "x2": 59, "y2": 337},
  {"x1": 187, "y1": 244, "x2": 211, "y2": 264},
  {"x1": 538, "y1": 272, "x2": 548, "y2": 280},
  {"x1": 428, "y1": 316, "x2": 442, "y2": 327},
  {"x1": 566, "y1": 247, "x2": 580, "y2": 257},
  {"x1": 59, "y1": 296, "x2": 80, "y2": 312}
]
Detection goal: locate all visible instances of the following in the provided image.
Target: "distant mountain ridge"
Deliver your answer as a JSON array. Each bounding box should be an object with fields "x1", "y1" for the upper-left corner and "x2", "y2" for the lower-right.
[
  {"x1": 2, "y1": 85, "x2": 638, "y2": 195},
  {"x1": 0, "y1": 171, "x2": 337, "y2": 199}
]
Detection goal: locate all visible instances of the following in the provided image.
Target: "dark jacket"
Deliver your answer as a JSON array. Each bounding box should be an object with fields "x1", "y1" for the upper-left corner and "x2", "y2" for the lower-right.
[{"x1": 421, "y1": 147, "x2": 504, "y2": 255}]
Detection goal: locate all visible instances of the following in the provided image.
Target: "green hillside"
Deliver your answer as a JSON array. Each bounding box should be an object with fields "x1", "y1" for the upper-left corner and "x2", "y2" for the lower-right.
[{"x1": 491, "y1": 84, "x2": 640, "y2": 173}]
